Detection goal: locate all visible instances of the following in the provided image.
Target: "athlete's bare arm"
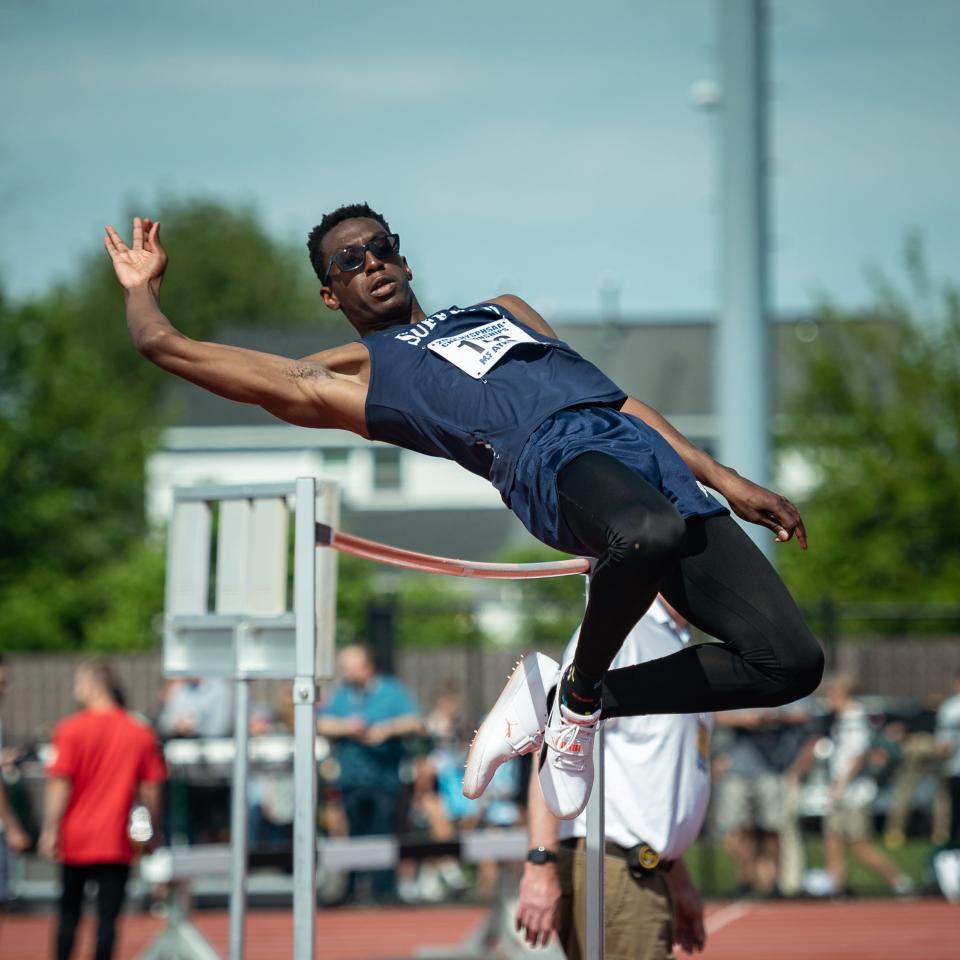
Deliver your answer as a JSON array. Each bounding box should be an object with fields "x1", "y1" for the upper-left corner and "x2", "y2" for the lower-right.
[
  {"x1": 622, "y1": 396, "x2": 807, "y2": 548},
  {"x1": 489, "y1": 294, "x2": 561, "y2": 339},
  {"x1": 105, "y1": 219, "x2": 368, "y2": 435}
]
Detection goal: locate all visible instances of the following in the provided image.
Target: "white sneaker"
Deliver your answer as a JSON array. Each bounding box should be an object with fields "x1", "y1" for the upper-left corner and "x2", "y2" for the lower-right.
[
  {"x1": 891, "y1": 874, "x2": 915, "y2": 897},
  {"x1": 462, "y1": 652, "x2": 560, "y2": 800},
  {"x1": 537, "y1": 695, "x2": 600, "y2": 820}
]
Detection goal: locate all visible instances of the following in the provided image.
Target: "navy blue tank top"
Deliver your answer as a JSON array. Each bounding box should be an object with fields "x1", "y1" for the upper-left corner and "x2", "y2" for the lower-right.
[{"x1": 363, "y1": 302, "x2": 626, "y2": 501}]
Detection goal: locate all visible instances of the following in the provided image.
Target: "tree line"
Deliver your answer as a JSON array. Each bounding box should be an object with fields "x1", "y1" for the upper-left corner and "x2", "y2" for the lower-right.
[{"x1": 1, "y1": 204, "x2": 957, "y2": 651}]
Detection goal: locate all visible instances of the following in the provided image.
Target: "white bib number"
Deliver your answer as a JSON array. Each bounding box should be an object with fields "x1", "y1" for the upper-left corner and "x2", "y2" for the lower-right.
[{"x1": 426, "y1": 319, "x2": 538, "y2": 379}]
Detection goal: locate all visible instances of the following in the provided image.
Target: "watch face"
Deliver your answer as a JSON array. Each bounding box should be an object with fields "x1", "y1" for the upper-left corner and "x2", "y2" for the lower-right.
[{"x1": 527, "y1": 848, "x2": 555, "y2": 864}]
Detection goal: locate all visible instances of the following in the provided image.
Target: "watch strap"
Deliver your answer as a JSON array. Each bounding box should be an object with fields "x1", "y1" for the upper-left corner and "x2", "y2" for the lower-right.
[{"x1": 526, "y1": 846, "x2": 558, "y2": 864}]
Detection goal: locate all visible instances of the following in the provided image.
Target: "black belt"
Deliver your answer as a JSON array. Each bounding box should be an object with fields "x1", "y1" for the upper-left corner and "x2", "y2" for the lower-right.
[{"x1": 559, "y1": 837, "x2": 674, "y2": 874}]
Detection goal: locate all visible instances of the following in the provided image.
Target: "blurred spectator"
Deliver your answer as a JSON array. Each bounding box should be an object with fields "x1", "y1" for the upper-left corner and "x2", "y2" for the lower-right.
[
  {"x1": 821, "y1": 674, "x2": 913, "y2": 897},
  {"x1": 316, "y1": 645, "x2": 423, "y2": 902},
  {"x1": 0, "y1": 655, "x2": 31, "y2": 910},
  {"x1": 400, "y1": 682, "x2": 471, "y2": 903},
  {"x1": 935, "y1": 672, "x2": 960, "y2": 847},
  {"x1": 773, "y1": 698, "x2": 819, "y2": 897},
  {"x1": 40, "y1": 659, "x2": 166, "y2": 960},
  {"x1": 884, "y1": 708, "x2": 950, "y2": 849},
  {"x1": 713, "y1": 707, "x2": 789, "y2": 898},
  {"x1": 248, "y1": 693, "x2": 294, "y2": 852},
  {"x1": 155, "y1": 677, "x2": 233, "y2": 844},
  {"x1": 155, "y1": 677, "x2": 233, "y2": 739}
]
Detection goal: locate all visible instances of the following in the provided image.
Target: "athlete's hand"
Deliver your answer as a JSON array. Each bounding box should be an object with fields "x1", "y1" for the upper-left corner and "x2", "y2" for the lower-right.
[
  {"x1": 104, "y1": 217, "x2": 168, "y2": 294},
  {"x1": 140, "y1": 217, "x2": 167, "y2": 297},
  {"x1": 516, "y1": 862, "x2": 561, "y2": 947},
  {"x1": 717, "y1": 470, "x2": 808, "y2": 549}
]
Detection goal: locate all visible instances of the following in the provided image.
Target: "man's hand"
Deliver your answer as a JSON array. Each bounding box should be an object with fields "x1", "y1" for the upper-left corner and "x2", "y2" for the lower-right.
[
  {"x1": 38, "y1": 827, "x2": 59, "y2": 860},
  {"x1": 515, "y1": 862, "x2": 561, "y2": 948},
  {"x1": 104, "y1": 217, "x2": 168, "y2": 293},
  {"x1": 317, "y1": 716, "x2": 366, "y2": 740},
  {"x1": 666, "y1": 862, "x2": 706, "y2": 954},
  {"x1": 828, "y1": 779, "x2": 847, "y2": 805},
  {"x1": 5, "y1": 823, "x2": 32, "y2": 853},
  {"x1": 362, "y1": 722, "x2": 392, "y2": 746},
  {"x1": 717, "y1": 470, "x2": 808, "y2": 550}
]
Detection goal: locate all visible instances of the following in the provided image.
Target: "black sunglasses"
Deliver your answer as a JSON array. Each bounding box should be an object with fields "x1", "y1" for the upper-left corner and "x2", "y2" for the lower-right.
[{"x1": 323, "y1": 233, "x2": 400, "y2": 283}]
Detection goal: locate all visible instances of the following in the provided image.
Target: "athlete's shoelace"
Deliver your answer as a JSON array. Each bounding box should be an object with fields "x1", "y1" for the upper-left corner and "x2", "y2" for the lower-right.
[{"x1": 546, "y1": 719, "x2": 596, "y2": 771}]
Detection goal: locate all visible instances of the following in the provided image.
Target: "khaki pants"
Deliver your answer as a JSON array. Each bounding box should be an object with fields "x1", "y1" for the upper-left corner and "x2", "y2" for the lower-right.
[
  {"x1": 779, "y1": 774, "x2": 806, "y2": 896},
  {"x1": 557, "y1": 839, "x2": 674, "y2": 960}
]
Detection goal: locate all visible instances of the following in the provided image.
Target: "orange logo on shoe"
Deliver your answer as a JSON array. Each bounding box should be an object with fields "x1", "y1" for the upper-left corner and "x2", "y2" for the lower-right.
[
  {"x1": 505, "y1": 719, "x2": 514, "y2": 739},
  {"x1": 559, "y1": 740, "x2": 583, "y2": 754}
]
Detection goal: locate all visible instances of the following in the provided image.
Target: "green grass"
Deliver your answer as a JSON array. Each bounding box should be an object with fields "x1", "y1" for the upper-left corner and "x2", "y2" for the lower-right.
[{"x1": 684, "y1": 835, "x2": 934, "y2": 899}]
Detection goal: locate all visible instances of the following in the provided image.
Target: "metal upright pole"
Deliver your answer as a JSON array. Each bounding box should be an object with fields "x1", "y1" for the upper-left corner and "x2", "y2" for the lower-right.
[
  {"x1": 583, "y1": 564, "x2": 606, "y2": 958},
  {"x1": 716, "y1": 0, "x2": 772, "y2": 559},
  {"x1": 293, "y1": 478, "x2": 318, "y2": 960},
  {"x1": 228, "y1": 674, "x2": 251, "y2": 960},
  {"x1": 584, "y1": 724, "x2": 606, "y2": 959}
]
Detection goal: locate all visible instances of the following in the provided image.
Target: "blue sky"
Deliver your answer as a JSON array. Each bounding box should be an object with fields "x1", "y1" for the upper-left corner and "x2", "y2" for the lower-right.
[{"x1": 1, "y1": 0, "x2": 958, "y2": 318}]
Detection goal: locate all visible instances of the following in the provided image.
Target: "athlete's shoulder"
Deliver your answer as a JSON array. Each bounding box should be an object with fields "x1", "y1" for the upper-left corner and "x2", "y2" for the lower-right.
[{"x1": 484, "y1": 295, "x2": 558, "y2": 339}]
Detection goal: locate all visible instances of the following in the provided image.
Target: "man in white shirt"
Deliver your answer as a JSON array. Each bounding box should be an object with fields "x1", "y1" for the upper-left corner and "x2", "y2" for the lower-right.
[
  {"x1": 934, "y1": 672, "x2": 960, "y2": 847},
  {"x1": 516, "y1": 599, "x2": 711, "y2": 959},
  {"x1": 822, "y1": 674, "x2": 913, "y2": 896}
]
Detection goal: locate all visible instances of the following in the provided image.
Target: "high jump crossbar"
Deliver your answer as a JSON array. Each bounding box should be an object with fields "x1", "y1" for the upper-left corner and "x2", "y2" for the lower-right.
[
  {"x1": 161, "y1": 477, "x2": 605, "y2": 960},
  {"x1": 316, "y1": 523, "x2": 592, "y2": 579}
]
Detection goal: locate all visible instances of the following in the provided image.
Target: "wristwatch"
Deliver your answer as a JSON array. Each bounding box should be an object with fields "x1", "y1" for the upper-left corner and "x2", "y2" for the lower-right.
[{"x1": 526, "y1": 846, "x2": 558, "y2": 865}]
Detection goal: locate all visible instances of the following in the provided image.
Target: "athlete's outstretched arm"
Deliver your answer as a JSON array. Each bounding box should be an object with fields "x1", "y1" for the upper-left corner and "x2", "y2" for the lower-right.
[
  {"x1": 622, "y1": 396, "x2": 807, "y2": 549},
  {"x1": 105, "y1": 218, "x2": 362, "y2": 432}
]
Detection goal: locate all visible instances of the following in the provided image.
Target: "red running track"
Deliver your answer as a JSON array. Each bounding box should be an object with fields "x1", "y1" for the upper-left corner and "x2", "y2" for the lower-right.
[{"x1": 1, "y1": 900, "x2": 958, "y2": 959}]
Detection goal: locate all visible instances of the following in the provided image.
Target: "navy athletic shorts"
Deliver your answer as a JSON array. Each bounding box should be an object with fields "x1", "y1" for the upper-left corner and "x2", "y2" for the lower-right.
[{"x1": 507, "y1": 405, "x2": 728, "y2": 556}]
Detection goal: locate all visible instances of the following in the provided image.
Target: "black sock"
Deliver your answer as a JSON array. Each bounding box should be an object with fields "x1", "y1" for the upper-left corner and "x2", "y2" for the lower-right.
[{"x1": 559, "y1": 663, "x2": 602, "y2": 716}]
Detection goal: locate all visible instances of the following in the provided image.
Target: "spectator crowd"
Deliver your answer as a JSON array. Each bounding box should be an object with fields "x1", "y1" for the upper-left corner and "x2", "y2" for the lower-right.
[{"x1": 1, "y1": 647, "x2": 960, "y2": 957}]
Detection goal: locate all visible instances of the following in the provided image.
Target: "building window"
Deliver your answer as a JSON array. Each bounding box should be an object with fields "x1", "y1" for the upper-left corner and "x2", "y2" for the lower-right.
[
  {"x1": 323, "y1": 448, "x2": 349, "y2": 467},
  {"x1": 373, "y1": 448, "x2": 402, "y2": 490}
]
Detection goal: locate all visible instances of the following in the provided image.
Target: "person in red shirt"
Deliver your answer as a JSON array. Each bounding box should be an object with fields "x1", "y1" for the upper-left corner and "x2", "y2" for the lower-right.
[{"x1": 39, "y1": 659, "x2": 166, "y2": 960}]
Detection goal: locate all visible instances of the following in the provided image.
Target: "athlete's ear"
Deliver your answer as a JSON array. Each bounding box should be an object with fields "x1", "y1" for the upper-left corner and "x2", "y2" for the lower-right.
[
  {"x1": 320, "y1": 285, "x2": 340, "y2": 312},
  {"x1": 402, "y1": 256, "x2": 413, "y2": 281}
]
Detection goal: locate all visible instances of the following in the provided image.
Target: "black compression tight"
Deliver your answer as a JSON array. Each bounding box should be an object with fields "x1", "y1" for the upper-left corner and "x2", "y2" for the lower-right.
[{"x1": 556, "y1": 452, "x2": 824, "y2": 716}]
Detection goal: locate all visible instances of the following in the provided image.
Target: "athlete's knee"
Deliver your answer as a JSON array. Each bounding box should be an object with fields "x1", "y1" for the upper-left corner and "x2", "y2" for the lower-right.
[
  {"x1": 794, "y1": 639, "x2": 826, "y2": 697},
  {"x1": 771, "y1": 630, "x2": 825, "y2": 704}
]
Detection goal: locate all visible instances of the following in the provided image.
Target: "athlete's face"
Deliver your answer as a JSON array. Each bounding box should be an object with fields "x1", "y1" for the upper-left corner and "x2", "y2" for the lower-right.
[{"x1": 320, "y1": 217, "x2": 415, "y2": 333}]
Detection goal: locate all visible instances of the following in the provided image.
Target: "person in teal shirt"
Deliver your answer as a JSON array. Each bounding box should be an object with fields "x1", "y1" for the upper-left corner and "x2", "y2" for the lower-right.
[{"x1": 317, "y1": 645, "x2": 423, "y2": 901}]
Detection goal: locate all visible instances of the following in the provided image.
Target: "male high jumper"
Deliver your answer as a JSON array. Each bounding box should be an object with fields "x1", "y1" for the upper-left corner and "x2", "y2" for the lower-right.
[{"x1": 105, "y1": 204, "x2": 823, "y2": 819}]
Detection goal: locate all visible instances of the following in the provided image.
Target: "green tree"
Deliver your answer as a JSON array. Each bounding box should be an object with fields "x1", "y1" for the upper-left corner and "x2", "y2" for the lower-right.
[
  {"x1": 779, "y1": 240, "x2": 960, "y2": 606},
  {"x1": 0, "y1": 197, "x2": 333, "y2": 651},
  {"x1": 492, "y1": 544, "x2": 587, "y2": 647},
  {"x1": 394, "y1": 575, "x2": 486, "y2": 649}
]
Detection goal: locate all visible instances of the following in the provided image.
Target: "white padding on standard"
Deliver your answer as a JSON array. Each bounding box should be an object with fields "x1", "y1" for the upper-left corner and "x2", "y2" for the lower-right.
[
  {"x1": 166, "y1": 501, "x2": 211, "y2": 615},
  {"x1": 461, "y1": 827, "x2": 527, "y2": 863},
  {"x1": 248, "y1": 499, "x2": 289, "y2": 616},
  {"x1": 216, "y1": 499, "x2": 251, "y2": 614},
  {"x1": 315, "y1": 484, "x2": 340, "y2": 680},
  {"x1": 319, "y1": 836, "x2": 398, "y2": 871},
  {"x1": 140, "y1": 845, "x2": 232, "y2": 883}
]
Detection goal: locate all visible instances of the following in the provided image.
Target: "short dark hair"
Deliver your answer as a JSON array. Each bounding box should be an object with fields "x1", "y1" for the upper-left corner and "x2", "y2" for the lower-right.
[
  {"x1": 79, "y1": 657, "x2": 124, "y2": 706},
  {"x1": 307, "y1": 203, "x2": 392, "y2": 282}
]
